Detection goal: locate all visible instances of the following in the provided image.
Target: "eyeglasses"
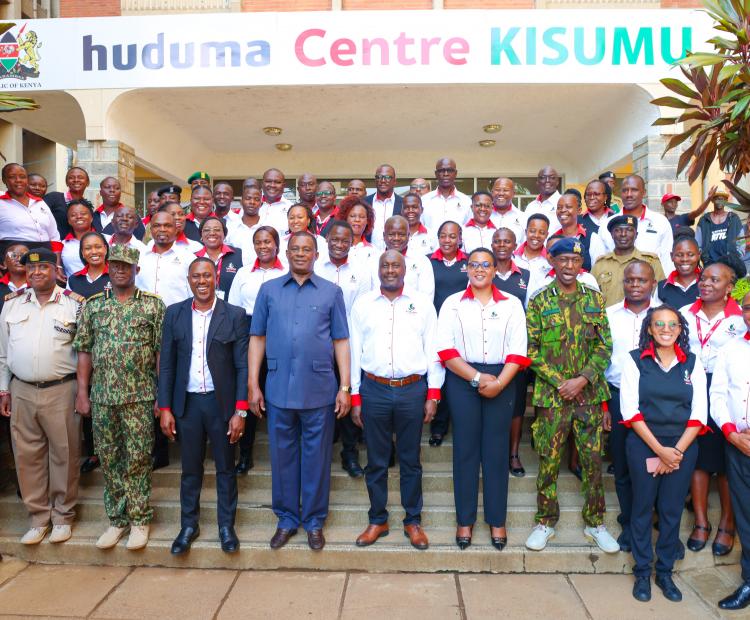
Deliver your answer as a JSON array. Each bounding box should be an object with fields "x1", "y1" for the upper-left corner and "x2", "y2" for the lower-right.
[
  {"x1": 410, "y1": 184, "x2": 428, "y2": 190},
  {"x1": 5, "y1": 252, "x2": 21, "y2": 260},
  {"x1": 538, "y1": 175, "x2": 558, "y2": 181},
  {"x1": 375, "y1": 175, "x2": 393, "y2": 182},
  {"x1": 315, "y1": 191, "x2": 334, "y2": 197},
  {"x1": 436, "y1": 168, "x2": 456, "y2": 174},
  {"x1": 653, "y1": 320, "x2": 680, "y2": 330},
  {"x1": 468, "y1": 260, "x2": 492, "y2": 269}
]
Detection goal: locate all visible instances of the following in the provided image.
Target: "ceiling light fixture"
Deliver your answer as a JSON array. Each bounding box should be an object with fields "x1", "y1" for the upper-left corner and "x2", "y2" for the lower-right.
[
  {"x1": 275, "y1": 143, "x2": 293, "y2": 151},
  {"x1": 263, "y1": 127, "x2": 283, "y2": 136},
  {"x1": 478, "y1": 139, "x2": 496, "y2": 148},
  {"x1": 483, "y1": 124, "x2": 502, "y2": 134}
]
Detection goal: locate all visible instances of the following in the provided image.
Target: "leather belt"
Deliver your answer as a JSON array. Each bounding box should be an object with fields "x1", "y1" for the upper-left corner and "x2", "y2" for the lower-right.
[
  {"x1": 15, "y1": 373, "x2": 76, "y2": 389},
  {"x1": 364, "y1": 372, "x2": 423, "y2": 388}
]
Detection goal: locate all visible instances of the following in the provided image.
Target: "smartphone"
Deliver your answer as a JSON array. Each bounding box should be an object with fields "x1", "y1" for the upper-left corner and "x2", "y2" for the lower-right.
[{"x1": 646, "y1": 457, "x2": 660, "y2": 473}]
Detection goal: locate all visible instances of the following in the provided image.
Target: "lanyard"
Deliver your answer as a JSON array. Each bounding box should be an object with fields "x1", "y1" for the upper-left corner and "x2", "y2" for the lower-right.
[{"x1": 696, "y1": 314, "x2": 724, "y2": 348}]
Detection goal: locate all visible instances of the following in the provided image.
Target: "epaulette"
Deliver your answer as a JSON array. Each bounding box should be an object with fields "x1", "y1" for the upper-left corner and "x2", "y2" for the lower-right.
[
  {"x1": 87, "y1": 292, "x2": 106, "y2": 303},
  {"x1": 135, "y1": 289, "x2": 161, "y2": 300},
  {"x1": 638, "y1": 251, "x2": 660, "y2": 259},
  {"x1": 581, "y1": 282, "x2": 600, "y2": 292},
  {"x1": 62, "y1": 289, "x2": 86, "y2": 304},
  {"x1": 3, "y1": 287, "x2": 26, "y2": 302},
  {"x1": 528, "y1": 281, "x2": 554, "y2": 302}
]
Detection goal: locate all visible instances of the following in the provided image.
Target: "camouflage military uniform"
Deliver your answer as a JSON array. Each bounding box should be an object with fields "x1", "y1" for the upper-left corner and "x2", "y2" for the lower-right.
[
  {"x1": 73, "y1": 288, "x2": 165, "y2": 527},
  {"x1": 526, "y1": 280, "x2": 612, "y2": 528}
]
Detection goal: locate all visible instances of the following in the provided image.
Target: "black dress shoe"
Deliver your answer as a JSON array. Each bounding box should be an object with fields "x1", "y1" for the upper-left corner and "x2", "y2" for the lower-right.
[
  {"x1": 719, "y1": 582, "x2": 750, "y2": 610},
  {"x1": 712, "y1": 527, "x2": 735, "y2": 556},
  {"x1": 509, "y1": 454, "x2": 525, "y2": 478},
  {"x1": 606, "y1": 463, "x2": 615, "y2": 475},
  {"x1": 655, "y1": 574, "x2": 682, "y2": 602},
  {"x1": 429, "y1": 433, "x2": 444, "y2": 447},
  {"x1": 307, "y1": 529, "x2": 325, "y2": 551},
  {"x1": 270, "y1": 528, "x2": 297, "y2": 549},
  {"x1": 152, "y1": 455, "x2": 169, "y2": 471},
  {"x1": 80, "y1": 456, "x2": 100, "y2": 473},
  {"x1": 342, "y1": 460, "x2": 364, "y2": 478},
  {"x1": 491, "y1": 536, "x2": 507, "y2": 551},
  {"x1": 632, "y1": 576, "x2": 651, "y2": 602},
  {"x1": 234, "y1": 452, "x2": 254, "y2": 475},
  {"x1": 170, "y1": 526, "x2": 199, "y2": 555},
  {"x1": 686, "y1": 523, "x2": 711, "y2": 552},
  {"x1": 219, "y1": 526, "x2": 239, "y2": 553},
  {"x1": 455, "y1": 526, "x2": 472, "y2": 550}
]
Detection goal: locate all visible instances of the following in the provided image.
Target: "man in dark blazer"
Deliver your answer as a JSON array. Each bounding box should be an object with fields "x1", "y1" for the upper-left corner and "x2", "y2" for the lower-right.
[
  {"x1": 158, "y1": 257, "x2": 249, "y2": 554},
  {"x1": 249, "y1": 231, "x2": 351, "y2": 551},
  {"x1": 365, "y1": 163, "x2": 403, "y2": 246}
]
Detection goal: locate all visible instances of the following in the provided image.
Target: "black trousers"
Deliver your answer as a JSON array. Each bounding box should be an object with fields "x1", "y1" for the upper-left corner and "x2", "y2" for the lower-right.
[
  {"x1": 607, "y1": 384, "x2": 632, "y2": 543},
  {"x1": 152, "y1": 415, "x2": 169, "y2": 463},
  {"x1": 430, "y1": 399, "x2": 451, "y2": 436},
  {"x1": 361, "y1": 375, "x2": 426, "y2": 525},
  {"x1": 177, "y1": 392, "x2": 238, "y2": 529},
  {"x1": 727, "y1": 443, "x2": 750, "y2": 582},
  {"x1": 446, "y1": 365, "x2": 513, "y2": 526},
  {"x1": 238, "y1": 323, "x2": 265, "y2": 457},
  {"x1": 511, "y1": 370, "x2": 530, "y2": 419},
  {"x1": 627, "y1": 431, "x2": 697, "y2": 577},
  {"x1": 338, "y1": 415, "x2": 362, "y2": 463}
]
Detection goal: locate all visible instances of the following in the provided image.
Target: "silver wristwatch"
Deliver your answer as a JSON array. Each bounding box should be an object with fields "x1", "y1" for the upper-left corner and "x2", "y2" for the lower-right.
[
  {"x1": 234, "y1": 409, "x2": 247, "y2": 419},
  {"x1": 470, "y1": 372, "x2": 481, "y2": 388}
]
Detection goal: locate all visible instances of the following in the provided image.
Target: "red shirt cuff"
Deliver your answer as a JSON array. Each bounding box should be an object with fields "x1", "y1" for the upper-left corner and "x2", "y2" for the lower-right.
[
  {"x1": 427, "y1": 388, "x2": 441, "y2": 401},
  {"x1": 351, "y1": 394, "x2": 362, "y2": 407},
  {"x1": 505, "y1": 354, "x2": 531, "y2": 368},
  {"x1": 687, "y1": 419, "x2": 712, "y2": 435},
  {"x1": 601, "y1": 401, "x2": 609, "y2": 413},
  {"x1": 235, "y1": 400, "x2": 249, "y2": 410},
  {"x1": 722, "y1": 422, "x2": 739, "y2": 439},
  {"x1": 50, "y1": 241, "x2": 63, "y2": 253},
  {"x1": 158, "y1": 407, "x2": 171, "y2": 412},
  {"x1": 620, "y1": 412, "x2": 644, "y2": 427},
  {"x1": 437, "y1": 348, "x2": 461, "y2": 365}
]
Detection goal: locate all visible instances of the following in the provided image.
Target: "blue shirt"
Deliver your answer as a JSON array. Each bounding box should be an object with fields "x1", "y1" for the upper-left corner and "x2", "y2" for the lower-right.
[{"x1": 251, "y1": 272, "x2": 349, "y2": 409}]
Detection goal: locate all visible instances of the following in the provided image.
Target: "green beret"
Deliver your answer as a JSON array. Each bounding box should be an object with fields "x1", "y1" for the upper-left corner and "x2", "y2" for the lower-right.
[{"x1": 187, "y1": 171, "x2": 211, "y2": 185}]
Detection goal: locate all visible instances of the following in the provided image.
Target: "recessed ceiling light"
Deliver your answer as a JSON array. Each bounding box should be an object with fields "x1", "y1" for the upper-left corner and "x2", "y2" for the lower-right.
[
  {"x1": 263, "y1": 127, "x2": 283, "y2": 136},
  {"x1": 275, "y1": 143, "x2": 293, "y2": 151},
  {"x1": 479, "y1": 139, "x2": 496, "y2": 148},
  {"x1": 483, "y1": 124, "x2": 502, "y2": 134}
]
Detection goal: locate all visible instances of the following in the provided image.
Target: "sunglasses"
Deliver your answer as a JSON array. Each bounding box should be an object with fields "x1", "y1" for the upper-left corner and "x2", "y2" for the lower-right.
[
  {"x1": 375, "y1": 175, "x2": 394, "y2": 182},
  {"x1": 468, "y1": 260, "x2": 492, "y2": 269},
  {"x1": 653, "y1": 320, "x2": 680, "y2": 330}
]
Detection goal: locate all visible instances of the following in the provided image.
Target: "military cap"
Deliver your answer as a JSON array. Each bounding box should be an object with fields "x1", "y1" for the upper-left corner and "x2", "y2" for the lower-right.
[
  {"x1": 549, "y1": 237, "x2": 583, "y2": 257},
  {"x1": 20, "y1": 247, "x2": 56, "y2": 266},
  {"x1": 187, "y1": 171, "x2": 211, "y2": 185},
  {"x1": 157, "y1": 184, "x2": 182, "y2": 197},
  {"x1": 607, "y1": 214, "x2": 638, "y2": 232},
  {"x1": 599, "y1": 171, "x2": 616, "y2": 180},
  {"x1": 108, "y1": 244, "x2": 140, "y2": 266}
]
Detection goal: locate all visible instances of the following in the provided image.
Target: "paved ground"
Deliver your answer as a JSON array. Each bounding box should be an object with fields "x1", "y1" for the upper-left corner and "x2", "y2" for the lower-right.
[{"x1": 0, "y1": 557, "x2": 748, "y2": 619}]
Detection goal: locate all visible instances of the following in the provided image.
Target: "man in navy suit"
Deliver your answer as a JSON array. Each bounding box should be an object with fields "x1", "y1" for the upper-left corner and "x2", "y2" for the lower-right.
[
  {"x1": 158, "y1": 257, "x2": 249, "y2": 554},
  {"x1": 249, "y1": 231, "x2": 351, "y2": 551},
  {"x1": 365, "y1": 163, "x2": 403, "y2": 248}
]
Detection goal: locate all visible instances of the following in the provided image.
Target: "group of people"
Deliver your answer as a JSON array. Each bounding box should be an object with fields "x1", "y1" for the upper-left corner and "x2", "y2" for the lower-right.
[{"x1": 1, "y1": 158, "x2": 750, "y2": 610}]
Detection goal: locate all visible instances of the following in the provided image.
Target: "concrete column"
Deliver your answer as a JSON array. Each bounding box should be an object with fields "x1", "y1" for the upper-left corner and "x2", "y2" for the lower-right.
[
  {"x1": 632, "y1": 133, "x2": 692, "y2": 211},
  {"x1": 75, "y1": 139, "x2": 136, "y2": 209},
  {"x1": 0, "y1": 120, "x2": 23, "y2": 176}
]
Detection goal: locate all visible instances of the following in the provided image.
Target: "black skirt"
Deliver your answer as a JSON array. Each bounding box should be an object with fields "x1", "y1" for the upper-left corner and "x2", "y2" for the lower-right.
[{"x1": 696, "y1": 373, "x2": 726, "y2": 474}]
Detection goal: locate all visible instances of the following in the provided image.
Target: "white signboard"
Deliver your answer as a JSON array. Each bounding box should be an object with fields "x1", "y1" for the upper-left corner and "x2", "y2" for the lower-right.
[{"x1": 0, "y1": 9, "x2": 714, "y2": 91}]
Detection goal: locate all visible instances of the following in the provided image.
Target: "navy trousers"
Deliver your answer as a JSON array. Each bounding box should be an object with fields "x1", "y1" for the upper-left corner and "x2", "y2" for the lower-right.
[
  {"x1": 607, "y1": 384, "x2": 632, "y2": 545},
  {"x1": 726, "y1": 443, "x2": 750, "y2": 582},
  {"x1": 177, "y1": 392, "x2": 237, "y2": 529},
  {"x1": 446, "y1": 365, "x2": 513, "y2": 526},
  {"x1": 361, "y1": 375, "x2": 426, "y2": 526},
  {"x1": 626, "y1": 431, "x2": 697, "y2": 577},
  {"x1": 266, "y1": 403, "x2": 334, "y2": 531}
]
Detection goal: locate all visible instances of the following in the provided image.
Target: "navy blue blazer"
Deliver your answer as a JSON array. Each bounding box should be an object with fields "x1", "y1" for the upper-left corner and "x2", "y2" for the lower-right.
[
  {"x1": 365, "y1": 192, "x2": 403, "y2": 216},
  {"x1": 158, "y1": 297, "x2": 249, "y2": 421},
  {"x1": 250, "y1": 273, "x2": 349, "y2": 410}
]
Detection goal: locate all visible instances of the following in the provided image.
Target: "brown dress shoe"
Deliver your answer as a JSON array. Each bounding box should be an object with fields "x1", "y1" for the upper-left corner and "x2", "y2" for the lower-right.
[
  {"x1": 404, "y1": 524, "x2": 429, "y2": 550},
  {"x1": 307, "y1": 529, "x2": 325, "y2": 551},
  {"x1": 270, "y1": 528, "x2": 297, "y2": 549},
  {"x1": 356, "y1": 523, "x2": 389, "y2": 547}
]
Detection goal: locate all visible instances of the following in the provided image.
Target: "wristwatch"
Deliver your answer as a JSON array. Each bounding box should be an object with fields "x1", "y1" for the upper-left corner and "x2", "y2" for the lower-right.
[
  {"x1": 339, "y1": 385, "x2": 351, "y2": 393},
  {"x1": 470, "y1": 372, "x2": 481, "y2": 388},
  {"x1": 234, "y1": 409, "x2": 247, "y2": 418}
]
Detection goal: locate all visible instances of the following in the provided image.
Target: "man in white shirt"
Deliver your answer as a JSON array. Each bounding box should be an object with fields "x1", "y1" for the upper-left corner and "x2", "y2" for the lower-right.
[
  {"x1": 350, "y1": 250, "x2": 443, "y2": 550},
  {"x1": 136, "y1": 211, "x2": 193, "y2": 307},
  {"x1": 605, "y1": 260, "x2": 656, "y2": 553},
  {"x1": 525, "y1": 166, "x2": 562, "y2": 232},
  {"x1": 462, "y1": 191, "x2": 497, "y2": 254},
  {"x1": 371, "y1": 216, "x2": 434, "y2": 302},
  {"x1": 258, "y1": 168, "x2": 293, "y2": 235},
  {"x1": 490, "y1": 177, "x2": 526, "y2": 244},
  {"x1": 401, "y1": 193, "x2": 436, "y2": 255},
  {"x1": 421, "y1": 157, "x2": 471, "y2": 231},
  {"x1": 589, "y1": 175, "x2": 675, "y2": 273},
  {"x1": 107, "y1": 205, "x2": 147, "y2": 254},
  {"x1": 366, "y1": 164, "x2": 403, "y2": 249}
]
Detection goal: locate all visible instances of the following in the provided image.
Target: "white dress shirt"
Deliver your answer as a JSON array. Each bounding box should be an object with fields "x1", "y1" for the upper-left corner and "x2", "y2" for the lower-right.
[
  {"x1": 436, "y1": 285, "x2": 529, "y2": 367},
  {"x1": 461, "y1": 219, "x2": 497, "y2": 254},
  {"x1": 258, "y1": 196, "x2": 293, "y2": 235},
  {"x1": 370, "y1": 193, "x2": 396, "y2": 250},
  {"x1": 350, "y1": 289, "x2": 444, "y2": 403},
  {"x1": 710, "y1": 334, "x2": 750, "y2": 438},
  {"x1": 605, "y1": 301, "x2": 650, "y2": 388},
  {"x1": 406, "y1": 225, "x2": 437, "y2": 256},
  {"x1": 61, "y1": 236, "x2": 84, "y2": 278},
  {"x1": 135, "y1": 244, "x2": 193, "y2": 307},
  {"x1": 278, "y1": 233, "x2": 329, "y2": 267},
  {"x1": 680, "y1": 298, "x2": 747, "y2": 373},
  {"x1": 108, "y1": 234, "x2": 147, "y2": 255},
  {"x1": 0, "y1": 193, "x2": 61, "y2": 248},
  {"x1": 490, "y1": 206, "x2": 527, "y2": 245},
  {"x1": 590, "y1": 207, "x2": 675, "y2": 274},
  {"x1": 350, "y1": 240, "x2": 378, "y2": 269},
  {"x1": 421, "y1": 188, "x2": 471, "y2": 231},
  {"x1": 314, "y1": 258, "x2": 371, "y2": 318},
  {"x1": 225, "y1": 220, "x2": 262, "y2": 265},
  {"x1": 95, "y1": 205, "x2": 116, "y2": 230},
  {"x1": 227, "y1": 259, "x2": 285, "y2": 316},
  {"x1": 524, "y1": 191, "x2": 561, "y2": 233},
  {"x1": 513, "y1": 244, "x2": 552, "y2": 281},
  {"x1": 187, "y1": 299, "x2": 216, "y2": 393},
  {"x1": 369, "y1": 250, "x2": 435, "y2": 303}
]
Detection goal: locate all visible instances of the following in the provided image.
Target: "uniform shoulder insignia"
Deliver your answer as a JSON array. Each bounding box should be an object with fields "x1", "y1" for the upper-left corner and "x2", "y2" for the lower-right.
[
  {"x1": 87, "y1": 292, "x2": 105, "y2": 303},
  {"x1": 140, "y1": 290, "x2": 161, "y2": 299},
  {"x1": 639, "y1": 251, "x2": 660, "y2": 259},
  {"x1": 580, "y1": 282, "x2": 599, "y2": 292},
  {"x1": 62, "y1": 289, "x2": 86, "y2": 304},
  {"x1": 528, "y1": 283, "x2": 552, "y2": 302},
  {"x1": 3, "y1": 288, "x2": 26, "y2": 302}
]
